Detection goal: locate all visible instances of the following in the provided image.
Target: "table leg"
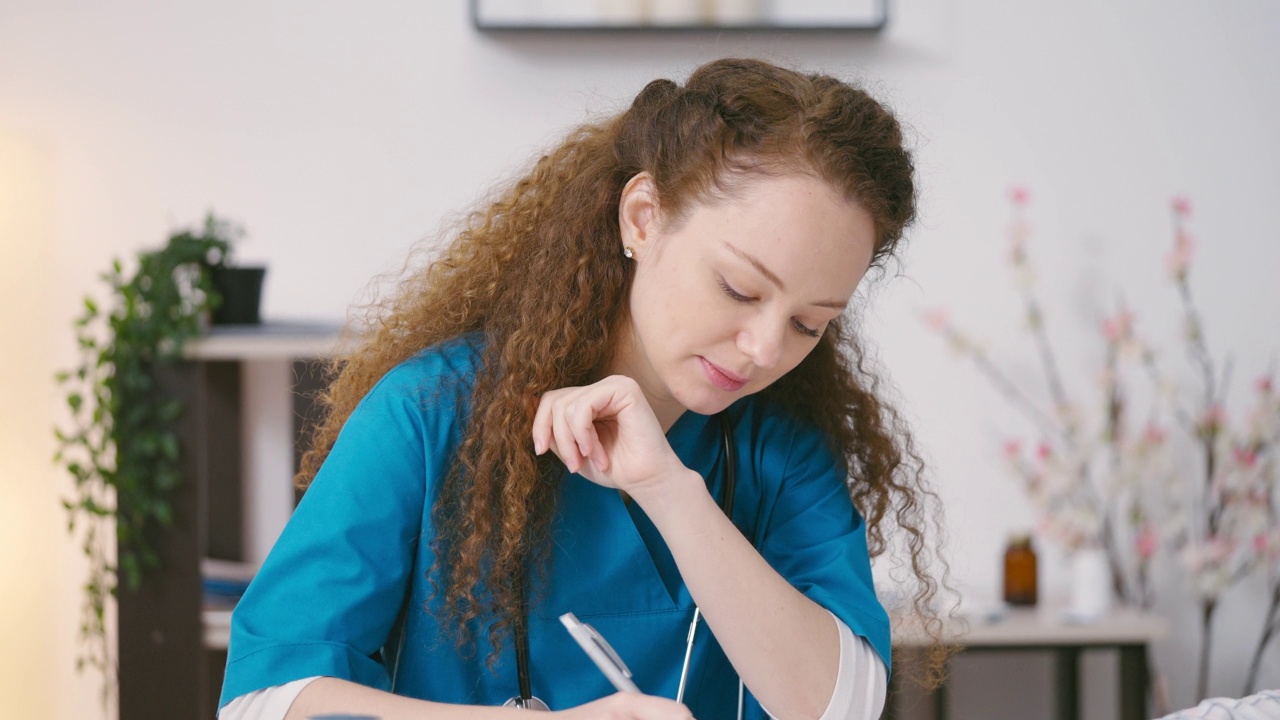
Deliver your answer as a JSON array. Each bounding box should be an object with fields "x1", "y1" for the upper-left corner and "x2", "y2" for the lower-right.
[
  {"x1": 916, "y1": 652, "x2": 948, "y2": 720},
  {"x1": 1119, "y1": 645, "x2": 1148, "y2": 720},
  {"x1": 882, "y1": 664, "x2": 897, "y2": 720},
  {"x1": 932, "y1": 675, "x2": 948, "y2": 720},
  {"x1": 1054, "y1": 647, "x2": 1081, "y2": 720}
]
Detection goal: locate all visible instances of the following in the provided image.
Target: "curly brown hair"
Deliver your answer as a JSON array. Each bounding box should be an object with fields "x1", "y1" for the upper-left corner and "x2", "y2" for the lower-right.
[{"x1": 299, "y1": 57, "x2": 949, "y2": 683}]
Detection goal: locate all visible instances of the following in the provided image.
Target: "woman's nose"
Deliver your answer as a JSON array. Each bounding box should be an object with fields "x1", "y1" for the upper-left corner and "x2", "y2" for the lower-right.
[{"x1": 737, "y1": 315, "x2": 785, "y2": 370}]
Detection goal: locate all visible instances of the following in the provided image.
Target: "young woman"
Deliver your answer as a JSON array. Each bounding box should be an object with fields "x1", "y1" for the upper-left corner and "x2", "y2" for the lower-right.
[{"x1": 219, "y1": 57, "x2": 942, "y2": 720}]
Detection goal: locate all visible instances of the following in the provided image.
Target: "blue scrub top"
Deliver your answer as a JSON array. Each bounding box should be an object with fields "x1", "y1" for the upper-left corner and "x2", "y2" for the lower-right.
[{"x1": 220, "y1": 335, "x2": 889, "y2": 719}]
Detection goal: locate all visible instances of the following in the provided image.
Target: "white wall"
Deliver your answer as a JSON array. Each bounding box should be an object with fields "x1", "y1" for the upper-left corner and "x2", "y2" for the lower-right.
[
  {"x1": 3, "y1": 1, "x2": 1278, "y2": 717},
  {"x1": 1, "y1": 125, "x2": 61, "y2": 719}
]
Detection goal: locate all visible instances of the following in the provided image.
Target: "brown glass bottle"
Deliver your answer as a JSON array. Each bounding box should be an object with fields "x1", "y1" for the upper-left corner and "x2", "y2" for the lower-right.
[{"x1": 1003, "y1": 533, "x2": 1038, "y2": 606}]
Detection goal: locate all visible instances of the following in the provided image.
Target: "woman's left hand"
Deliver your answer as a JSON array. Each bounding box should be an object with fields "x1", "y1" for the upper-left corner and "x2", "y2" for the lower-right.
[{"x1": 532, "y1": 375, "x2": 689, "y2": 498}]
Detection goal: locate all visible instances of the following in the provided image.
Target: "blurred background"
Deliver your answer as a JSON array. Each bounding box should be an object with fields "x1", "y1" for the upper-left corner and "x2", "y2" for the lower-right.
[{"x1": 3, "y1": 1, "x2": 1278, "y2": 718}]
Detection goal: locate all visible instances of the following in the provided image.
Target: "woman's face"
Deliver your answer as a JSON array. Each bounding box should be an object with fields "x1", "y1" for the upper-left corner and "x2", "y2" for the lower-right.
[{"x1": 614, "y1": 171, "x2": 877, "y2": 428}]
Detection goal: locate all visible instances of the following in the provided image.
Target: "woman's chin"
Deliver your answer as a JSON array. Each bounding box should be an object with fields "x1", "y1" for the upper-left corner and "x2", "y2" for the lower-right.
[{"x1": 673, "y1": 384, "x2": 742, "y2": 417}]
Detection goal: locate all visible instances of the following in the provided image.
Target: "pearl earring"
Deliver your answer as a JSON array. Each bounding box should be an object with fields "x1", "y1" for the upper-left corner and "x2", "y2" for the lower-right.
[{"x1": 623, "y1": 246, "x2": 635, "y2": 259}]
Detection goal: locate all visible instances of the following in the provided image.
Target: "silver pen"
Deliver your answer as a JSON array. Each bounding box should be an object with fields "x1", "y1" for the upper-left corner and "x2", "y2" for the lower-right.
[
  {"x1": 559, "y1": 612, "x2": 642, "y2": 693},
  {"x1": 676, "y1": 607, "x2": 701, "y2": 703}
]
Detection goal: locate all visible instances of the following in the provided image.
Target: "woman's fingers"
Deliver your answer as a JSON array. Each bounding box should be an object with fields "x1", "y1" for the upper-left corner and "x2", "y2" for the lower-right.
[
  {"x1": 565, "y1": 394, "x2": 611, "y2": 472},
  {"x1": 532, "y1": 376, "x2": 674, "y2": 489},
  {"x1": 531, "y1": 391, "x2": 553, "y2": 455},
  {"x1": 549, "y1": 399, "x2": 584, "y2": 471},
  {"x1": 555, "y1": 692, "x2": 695, "y2": 720},
  {"x1": 535, "y1": 383, "x2": 626, "y2": 473},
  {"x1": 533, "y1": 389, "x2": 578, "y2": 469},
  {"x1": 627, "y1": 694, "x2": 695, "y2": 720}
]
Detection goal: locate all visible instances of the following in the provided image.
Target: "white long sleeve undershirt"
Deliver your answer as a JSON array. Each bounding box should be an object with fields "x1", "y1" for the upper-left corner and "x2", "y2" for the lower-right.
[{"x1": 218, "y1": 611, "x2": 886, "y2": 720}]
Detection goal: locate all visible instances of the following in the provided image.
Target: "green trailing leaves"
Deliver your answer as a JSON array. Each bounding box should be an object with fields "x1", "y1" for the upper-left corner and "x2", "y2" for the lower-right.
[{"x1": 53, "y1": 211, "x2": 243, "y2": 703}]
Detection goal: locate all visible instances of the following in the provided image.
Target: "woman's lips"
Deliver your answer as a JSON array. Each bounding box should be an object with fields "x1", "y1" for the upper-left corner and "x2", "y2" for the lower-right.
[{"x1": 699, "y1": 356, "x2": 748, "y2": 392}]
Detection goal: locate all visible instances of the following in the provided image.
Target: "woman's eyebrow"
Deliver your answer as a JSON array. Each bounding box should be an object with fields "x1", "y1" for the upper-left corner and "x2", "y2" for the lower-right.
[
  {"x1": 723, "y1": 240, "x2": 786, "y2": 290},
  {"x1": 722, "y1": 241, "x2": 848, "y2": 310}
]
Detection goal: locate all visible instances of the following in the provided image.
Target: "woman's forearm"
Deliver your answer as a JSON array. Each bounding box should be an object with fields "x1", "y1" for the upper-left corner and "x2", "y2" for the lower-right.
[
  {"x1": 281, "y1": 677, "x2": 697, "y2": 720},
  {"x1": 283, "y1": 677, "x2": 526, "y2": 720},
  {"x1": 631, "y1": 468, "x2": 842, "y2": 720}
]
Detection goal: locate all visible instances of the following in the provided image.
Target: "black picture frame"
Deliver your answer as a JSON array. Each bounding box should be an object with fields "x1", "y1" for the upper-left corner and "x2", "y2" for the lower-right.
[{"x1": 471, "y1": 0, "x2": 888, "y2": 33}]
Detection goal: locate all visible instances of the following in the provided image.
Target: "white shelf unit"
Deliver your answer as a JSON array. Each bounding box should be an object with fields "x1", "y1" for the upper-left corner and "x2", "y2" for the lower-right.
[{"x1": 118, "y1": 320, "x2": 343, "y2": 720}]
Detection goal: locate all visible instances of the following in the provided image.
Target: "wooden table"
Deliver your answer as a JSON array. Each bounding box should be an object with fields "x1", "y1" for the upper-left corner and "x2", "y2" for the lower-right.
[{"x1": 888, "y1": 605, "x2": 1169, "y2": 720}]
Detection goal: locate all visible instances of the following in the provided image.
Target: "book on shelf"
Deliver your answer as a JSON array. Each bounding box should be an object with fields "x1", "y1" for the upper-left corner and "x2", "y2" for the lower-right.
[{"x1": 201, "y1": 557, "x2": 258, "y2": 610}]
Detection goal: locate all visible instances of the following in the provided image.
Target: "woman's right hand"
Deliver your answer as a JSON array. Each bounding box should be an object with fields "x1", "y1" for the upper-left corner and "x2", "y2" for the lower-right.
[{"x1": 554, "y1": 692, "x2": 695, "y2": 720}]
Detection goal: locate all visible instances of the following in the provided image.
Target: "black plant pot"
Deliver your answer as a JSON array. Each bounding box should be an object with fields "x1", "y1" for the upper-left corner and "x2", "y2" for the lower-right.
[{"x1": 210, "y1": 266, "x2": 266, "y2": 325}]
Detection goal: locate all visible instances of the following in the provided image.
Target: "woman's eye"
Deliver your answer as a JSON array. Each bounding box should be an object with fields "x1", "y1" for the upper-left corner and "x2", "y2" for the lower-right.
[
  {"x1": 792, "y1": 320, "x2": 821, "y2": 338},
  {"x1": 719, "y1": 276, "x2": 822, "y2": 338},
  {"x1": 717, "y1": 278, "x2": 753, "y2": 303}
]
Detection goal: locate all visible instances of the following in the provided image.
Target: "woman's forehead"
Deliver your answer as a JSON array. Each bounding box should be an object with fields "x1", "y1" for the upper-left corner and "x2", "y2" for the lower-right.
[{"x1": 670, "y1": 174, "x2": 875, "y2": 290}]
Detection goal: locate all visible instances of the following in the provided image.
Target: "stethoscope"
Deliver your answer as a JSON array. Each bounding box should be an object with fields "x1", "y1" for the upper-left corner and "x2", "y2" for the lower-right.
[{"x1": 505, "y1": 412, "x2": 744, "y2": 718}]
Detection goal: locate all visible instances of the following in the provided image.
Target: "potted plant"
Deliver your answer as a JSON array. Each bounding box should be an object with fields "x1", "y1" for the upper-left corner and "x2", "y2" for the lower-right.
[
  {"x1": 53, "y1": 212, "x2": 246, "y2": 698},
  {"x1": 210, "y1": 252, "x2": 266, "y2": 326}
]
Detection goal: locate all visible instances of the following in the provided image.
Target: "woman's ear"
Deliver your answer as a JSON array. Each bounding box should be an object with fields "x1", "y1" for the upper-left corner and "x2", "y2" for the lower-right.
[{"x1": 618, "y1": 173, "x2": 660, "y2": 260}]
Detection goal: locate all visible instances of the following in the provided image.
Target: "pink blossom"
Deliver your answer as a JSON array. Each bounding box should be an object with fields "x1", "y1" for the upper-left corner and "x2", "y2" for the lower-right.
[
  {"x1": 1172, "y1": 195, "x2": 1193, "y2": 219},
  {"x1": 1136, "y1": 526, "x2": 1159, "y2": 560},
  {"x1": 1101, "y1": 311, "x2": 1134, "y2": 343},
  {"x1": 1254, "y1": 533, "x2": 1270, "y2": 556},
  {"x1": 1165, "y1": 228, "x2": 1195, "y2": 278},
  {"x1": 1209, "y1": 535, "x2": 1235, "y2": 562},
  {"x1": 1036, "y1": 442, "x2": 1052, "y2": 461},
  {"x1": 1003, "y1": 439, "x2": 1022, "y2": 460},
  {"x1": 922, "y1": 307, "x2": 950, "y2": 332},
  {"x1": 1181, "y1": 545, "x2": 1206, "y2": 572},
  {"x1": 1233, "y1": 445, "x2": 1258, "y2": 469},
  {"x1": 1257, "y1": 375, "x2": 1274, "y2": 395},
  {"x1": 1144, "y1": 423, "x2": 1168, "y2": 445},
  {"x1": 1200, "y1": 404, "x2": 1226, "y2": 433},
  {"x1": 1185, "y1": 537, "x2": 1230, "y2": 571},
  {"x1": 1009, "y1": 185, "x2": 1032, "y2": 206}
]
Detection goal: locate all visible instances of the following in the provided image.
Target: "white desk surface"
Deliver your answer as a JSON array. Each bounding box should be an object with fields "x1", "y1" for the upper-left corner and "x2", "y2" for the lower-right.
[
  {"x1": 183, "y1": 320, "x2": 348, "y2": 360},
  {"x1": 893, "y1": 605, "x2": 1169, "y2": 648},
  {"x1": 205, "y1": 605, "x2": 1171, "y2": 652}
]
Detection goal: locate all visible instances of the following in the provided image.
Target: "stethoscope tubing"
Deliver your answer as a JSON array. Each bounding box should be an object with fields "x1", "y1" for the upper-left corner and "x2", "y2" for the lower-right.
[{"x1": 511, "y1": 411, "x2": 740, "y2": 711}]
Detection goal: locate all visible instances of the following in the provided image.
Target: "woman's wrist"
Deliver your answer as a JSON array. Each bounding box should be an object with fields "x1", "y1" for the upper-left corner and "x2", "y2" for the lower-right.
[{"x1": 628, "y1": 466, "x2": 713, "y2": 526}]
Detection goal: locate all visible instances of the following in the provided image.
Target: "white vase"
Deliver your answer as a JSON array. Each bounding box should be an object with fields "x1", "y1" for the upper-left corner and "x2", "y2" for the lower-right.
[
  {"x1": 1068, "y1": 547, "x2": 1112, "y2": 620},
  {"x1": 649, "y1": 0, "x2": 708, "y2": 24},
  {"x1": 598, "y1": 0, "x2": 645, "y2": 23},
  {"x1": 713, "y1": 0, "x2": 763, "y2": 24}
]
